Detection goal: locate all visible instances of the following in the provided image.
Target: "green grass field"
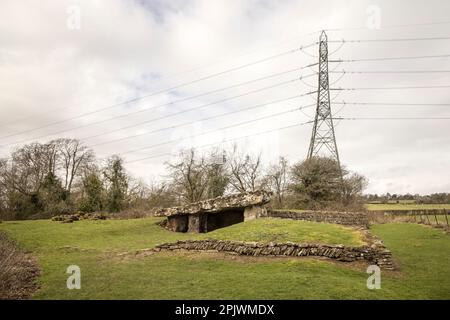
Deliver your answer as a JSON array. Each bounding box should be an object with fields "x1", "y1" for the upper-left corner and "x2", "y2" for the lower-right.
[
  {"x1": 366, "y1": 203, "x2": 450, "y2": 211},
  {"x1": 1, "y1": 218, "x2": 449, "y2": 299},
  {"x1": 201, "y1": 218, "x2": 364, "y2": 246}
]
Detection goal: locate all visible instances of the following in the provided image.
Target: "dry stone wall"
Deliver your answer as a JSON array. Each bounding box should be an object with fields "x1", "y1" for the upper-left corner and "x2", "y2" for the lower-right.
[
  {"x1": 154, "y1": 239, "x2": 395, "y2": 270},
  {"x1": 266, "y1": 210, "x2": 369, "y2": 227}
]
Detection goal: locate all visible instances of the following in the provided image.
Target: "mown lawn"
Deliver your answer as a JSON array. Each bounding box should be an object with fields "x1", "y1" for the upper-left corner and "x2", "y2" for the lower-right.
[
  {"x1": 0, "y1": 218, "x2": 449, "y2": 299},
  {"x1": 201, "y1": 218, "x2": 364, "y2": 246}
]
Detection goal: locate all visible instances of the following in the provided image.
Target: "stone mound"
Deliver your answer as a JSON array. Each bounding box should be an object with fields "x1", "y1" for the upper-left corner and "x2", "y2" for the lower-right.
[{"x1": 52, "y1": 212, "x2": 107, "y2": 223}]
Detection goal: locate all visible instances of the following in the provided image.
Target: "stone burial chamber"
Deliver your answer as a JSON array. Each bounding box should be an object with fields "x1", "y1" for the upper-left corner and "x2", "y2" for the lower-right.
[{"x1": 154, "y1": 190, "x2": 272, "y2": 233}]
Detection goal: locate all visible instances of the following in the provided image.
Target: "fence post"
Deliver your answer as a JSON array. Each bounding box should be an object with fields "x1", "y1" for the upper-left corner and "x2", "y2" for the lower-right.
[
  {"x1": 433, "y1": 211, "x2": 439, "y2": 225},
  {"x1": 444, "y1": 209, "x2": 449, "y2": 227},
  {"x1": 425, "y1": 210, "x2": 431, "y2": 224}
]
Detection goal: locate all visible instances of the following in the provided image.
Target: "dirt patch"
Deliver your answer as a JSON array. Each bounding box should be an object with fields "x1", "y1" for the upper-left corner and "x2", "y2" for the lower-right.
[{"x1": 0, "y1": 232, "x2": 40, "y2": 300}]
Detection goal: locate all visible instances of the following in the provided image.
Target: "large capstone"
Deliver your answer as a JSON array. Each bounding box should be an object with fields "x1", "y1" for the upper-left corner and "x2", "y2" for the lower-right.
[{"x1": 154, "y1": 190, "x2": 272, "y2": 233}]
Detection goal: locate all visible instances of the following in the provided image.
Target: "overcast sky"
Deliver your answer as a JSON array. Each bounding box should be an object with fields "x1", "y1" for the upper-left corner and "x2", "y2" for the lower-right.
[{"x1": 0, "y1": 0, "x2": 449, "y2": 194}]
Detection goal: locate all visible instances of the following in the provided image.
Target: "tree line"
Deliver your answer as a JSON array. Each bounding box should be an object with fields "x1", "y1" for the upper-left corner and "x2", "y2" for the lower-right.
[
  {"x1": 0, "y1": 139, "x2": 368, "y2": 220},
  {"x1": 363, "y1": 193, "x2": 450, "y2": 204},
  {"x1": 166, "y1": 147, "x2": 367, "y2": 210},
  {"x1": 0, "y1": 139, "x2": 133, "y2": 220}
]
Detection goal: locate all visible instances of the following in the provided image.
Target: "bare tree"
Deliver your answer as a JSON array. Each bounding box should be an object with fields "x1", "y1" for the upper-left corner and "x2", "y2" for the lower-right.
[
  {"x1": 147, "y1": 180, "x2": 178, "y2": 208},
  {"x1": 0, "y1": 159, "x2": 8, "y2": 216},
  {"x1": 342, "y1": 172, "x2": 368, "y2": 206},
  {"x1": 205, "y1": 149, "x2": 229, "y2": 198},
  {"x1": 0, "y1": 143, "x2": 66, "y2": 219},
  {"x1": 7, "y1": 143, "x2": 54, "y2": 195},
  {"x1": 127, "y1": 177, "x2": 149, "y2": 203},
  {"x1": 266, "y1": 157, "x2": 289, "y2": 208},
  {"x1": 54, "y1": 139, "x2": 94, "y2": 193},
  {"x1": 166, "y1": 149, "x2": 210, "y2": 203},
  {"x1": 227, "y1": 146, "x2": 264, "y2": 193}
]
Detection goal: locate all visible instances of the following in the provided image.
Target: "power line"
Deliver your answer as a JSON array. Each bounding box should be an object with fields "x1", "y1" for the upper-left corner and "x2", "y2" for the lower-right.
[
  {"x1": 81, "y1": 75, "x2": 317, "y2": 144},
  {"x1": 3, "y1": 39, "x2": 449, "y2": 146},
  {"x1": 332, "y1": 101, "x2": 450, "y2": 118},
  {"x1": 332, "y1": 85, "x2": 450, "y2": 91},
  {"x1": 324, "y1": 20, "x2": 450, "y2": 32},
  {"x1": 0, "y1": 65, "x2": 315, "y2": 141},
  {"x1": 0, "y1": 99, "x2": 315, "y2": 163},
  {"x1": 331, "y1": 54, "x2": 450, "y2": 63},
  {"x1": 19, "y1": 22, "x2": 449, "y2": 130},
  {"x1": 0, "y1": 43, "x2": 318, "y2": 141},
  {"x1": 0, "y1": 32, "x2": 324, "y2": 131},
  {"x1": 89, "y1": 96, "x2": 317, "y2": 147},
  {"x1": 1, "y1": 76, "x2": 310, "y2": 147},
  {"x1": 328, "y1": 36, "x2": 450, "y2": 43},
  {"x1": 125, "y1": 115, "x2": 450, "y2": 165},
  {"x1": 148, "y1": 31, "x2": 318, "y2": 89},
  {"x1": 21, "y1": 27, "x2": 423, "y2": 133},
  {"x1": 0, "y1": 32, "x2": 322, "y2": 128},
  {"x1": 4, "y1": 19, "x2": 450, "y2": 133},
  {"x1": 331, "y1": 115, "x2": 450, "y2": 122},
  {"x1": 118, "y1": 105, "x2": 313, "y2": 157},
  {"x1": 329, "y1": 41, "x2": 346, "y2": 56},
  {"x1": 330, "y1": 70, "x2": 450, "y2": 74},
  {"x1": 4, "y1": 23, "x2": 450, "y2": 162},
  {"x1": 334, "y1": 102, "x2": 450, "y2": 106},
  {"x1": 124, "y1": 119, "x2": 315, "y2": 164}
]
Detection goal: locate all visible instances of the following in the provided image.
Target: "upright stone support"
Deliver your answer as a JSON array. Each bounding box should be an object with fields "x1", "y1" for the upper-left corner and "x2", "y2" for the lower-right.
[
  {"x1": 243, "y1": 205, "x2": 266, "y2": 221},
  {"x1": 167, "y1": 215, "x2": 188, "y2": 232}
]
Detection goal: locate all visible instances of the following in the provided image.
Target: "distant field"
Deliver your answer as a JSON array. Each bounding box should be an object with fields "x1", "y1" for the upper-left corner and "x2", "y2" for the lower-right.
[
  {"x1": 366, "y1": 203, "x2": 450, "y2": 211},
  {"x1": 368, "y1": 200, "x2": 416, "y2": 205}
]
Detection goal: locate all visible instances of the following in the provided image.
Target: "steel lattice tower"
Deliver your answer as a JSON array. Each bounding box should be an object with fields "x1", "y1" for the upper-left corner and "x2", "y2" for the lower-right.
[{"x1": 307, "y1": 31, "x2": 342, "y2": 169}]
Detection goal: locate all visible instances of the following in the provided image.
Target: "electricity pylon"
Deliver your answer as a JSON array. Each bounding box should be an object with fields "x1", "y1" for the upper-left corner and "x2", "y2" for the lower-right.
[{"x1": 307, "y1": 31, "x2": 342, "y2": 171}]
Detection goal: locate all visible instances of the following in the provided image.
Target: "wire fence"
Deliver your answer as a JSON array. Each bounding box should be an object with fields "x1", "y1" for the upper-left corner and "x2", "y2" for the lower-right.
[{"x1": 368, "y1": 209, "x2": 450, "y2": 230}]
